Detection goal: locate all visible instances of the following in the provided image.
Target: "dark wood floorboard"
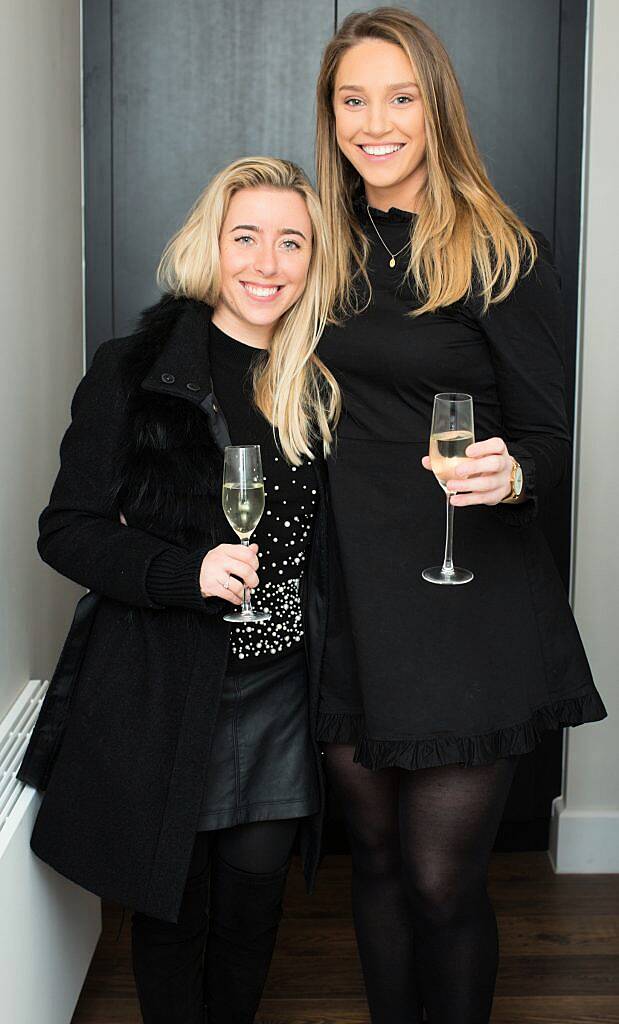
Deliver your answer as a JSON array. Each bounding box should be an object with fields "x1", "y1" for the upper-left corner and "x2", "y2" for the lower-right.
[{"x1": 71, "y1": 852, "x2": 619, "y2": 1023}]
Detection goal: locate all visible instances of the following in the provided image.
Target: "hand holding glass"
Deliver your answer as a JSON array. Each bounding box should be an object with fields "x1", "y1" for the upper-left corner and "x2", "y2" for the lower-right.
[
  {"x1": 222, "y1": 445, "x2": 271, "y2": 622},
  {"x1": 423, "y1": 393, "x2": 475, "y2": 585}
]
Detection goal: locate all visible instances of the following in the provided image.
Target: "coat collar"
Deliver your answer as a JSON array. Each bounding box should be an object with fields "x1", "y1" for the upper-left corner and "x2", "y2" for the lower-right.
[
  {"x1": 140, "y1": 298, "x2": 213, "y2": 402},
  {"x1": 140, "y1": 299, "x2": 232, "y2": 452}
]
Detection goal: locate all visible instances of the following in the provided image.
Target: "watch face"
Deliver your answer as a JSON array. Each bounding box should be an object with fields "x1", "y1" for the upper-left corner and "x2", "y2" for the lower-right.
[{"x1": 514, "y1": 465, "x2": 524, "y2": 495}]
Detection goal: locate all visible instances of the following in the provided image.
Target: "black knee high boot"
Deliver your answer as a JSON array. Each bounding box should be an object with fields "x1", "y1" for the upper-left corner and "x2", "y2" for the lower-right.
[
  {"x1": 204, "y1": 852, "x2": 290, "y2": 1024},
  {"x1": 131, "y1": 834, "x2": 210, "y2": 1024}
]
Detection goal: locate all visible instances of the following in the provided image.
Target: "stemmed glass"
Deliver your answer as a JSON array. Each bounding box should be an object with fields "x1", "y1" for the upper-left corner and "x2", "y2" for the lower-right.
[
  {"x1": 422, "y1": 393, "x2": 475, "y2": 585},
  {"x1": 222, "y1": 445, "x2": 271, "y2": 622}
]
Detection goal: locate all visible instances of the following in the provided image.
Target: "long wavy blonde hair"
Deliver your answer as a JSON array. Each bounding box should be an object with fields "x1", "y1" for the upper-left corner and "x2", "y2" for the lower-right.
[
  {"x1": 157, "y1": 157, "x2": 340, "y2": 464},
  {"x1": 316, "y1": 6, "x2": 537, "y2": 318}
]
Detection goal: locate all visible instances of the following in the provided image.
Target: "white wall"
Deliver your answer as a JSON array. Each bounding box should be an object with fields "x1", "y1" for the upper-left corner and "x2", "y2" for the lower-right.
[
  {"x1": 550, "y1": 0, "x2": 619, "y2": 872},
  {"x1": 0, "y1": 0, "x2": 84, "y2": 722},
  {"x1": 0, "y1": 11, "x2": 101, "y2": 1024}
]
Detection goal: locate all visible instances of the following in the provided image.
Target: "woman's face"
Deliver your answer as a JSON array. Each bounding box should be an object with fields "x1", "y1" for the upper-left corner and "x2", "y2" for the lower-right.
[
  {"x1": 213, "y1": 187, "x2": 312, "y2": 346},
  {"x1": 333, "y1": 38, "x2": 427, "y2": 211}
]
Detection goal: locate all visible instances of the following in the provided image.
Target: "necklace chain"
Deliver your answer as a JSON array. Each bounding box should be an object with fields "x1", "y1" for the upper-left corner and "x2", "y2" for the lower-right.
[{"x1": 366, "y1": 204, "x2": 412, "y2": 268}]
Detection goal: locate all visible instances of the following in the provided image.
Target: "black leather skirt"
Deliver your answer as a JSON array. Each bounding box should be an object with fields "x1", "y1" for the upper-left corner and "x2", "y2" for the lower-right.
[{"x1": 196, "y1": 649, "x2": 320, "y2": 831}]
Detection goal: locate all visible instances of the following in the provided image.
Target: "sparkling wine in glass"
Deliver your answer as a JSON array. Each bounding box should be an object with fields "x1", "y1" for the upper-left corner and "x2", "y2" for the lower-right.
[
  {"x1": 422, "y1": 393, "x2": 475, "y2": 585},
  {"x1": 222, "y1": 445, "x2": 271, "y2": 622}
]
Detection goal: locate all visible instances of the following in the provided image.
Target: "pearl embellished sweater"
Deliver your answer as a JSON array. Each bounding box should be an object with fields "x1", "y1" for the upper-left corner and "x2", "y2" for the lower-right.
[{"x1": 209, "y1": 320, "x2": 318, "y2": 670}]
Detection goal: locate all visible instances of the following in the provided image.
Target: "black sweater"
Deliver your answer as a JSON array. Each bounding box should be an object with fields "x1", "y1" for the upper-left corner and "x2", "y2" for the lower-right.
[{"x1": 209, "y1": 321, "x2": 317, "y2": 669}]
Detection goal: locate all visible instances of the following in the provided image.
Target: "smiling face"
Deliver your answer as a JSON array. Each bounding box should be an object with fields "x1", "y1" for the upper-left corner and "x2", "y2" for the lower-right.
[
  {"x1": 333, "y1": 38, "x2": 427, "y2": 212},
  {"x1": 212, "y1": 187, "x2": 313, "y2": 347}
]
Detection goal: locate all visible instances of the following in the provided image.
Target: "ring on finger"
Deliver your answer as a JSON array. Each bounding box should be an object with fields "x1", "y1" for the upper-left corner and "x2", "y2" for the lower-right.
[{"x1": 222, "y1": 574, "x2": 231, "y2": 590}]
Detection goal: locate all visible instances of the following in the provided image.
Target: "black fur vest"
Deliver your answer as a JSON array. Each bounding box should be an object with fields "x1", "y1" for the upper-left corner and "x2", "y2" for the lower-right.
[{"x1": 111, "y1": 296, "x2": 227, "y2": 551}]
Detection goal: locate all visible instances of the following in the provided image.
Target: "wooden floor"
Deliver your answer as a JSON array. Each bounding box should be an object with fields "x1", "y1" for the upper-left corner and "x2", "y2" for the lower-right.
[{"x1": 71, "y1": 852, "x2": 619, "y2": 1024}]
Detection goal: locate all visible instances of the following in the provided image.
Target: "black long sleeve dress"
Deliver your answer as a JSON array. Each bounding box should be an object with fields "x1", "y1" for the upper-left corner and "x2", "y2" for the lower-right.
[{"x1": 316, "y1": 195, "x2": 607, "y2": 770}]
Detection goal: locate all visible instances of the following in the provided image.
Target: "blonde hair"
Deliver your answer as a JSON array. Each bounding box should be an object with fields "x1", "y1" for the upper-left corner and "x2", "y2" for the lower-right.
[
  {"x1": 316, "y1": 6, "x2": 537, "y2": 318},
  {"x1": 157, "y1": 156, "x2": 340, "y2": 464}
]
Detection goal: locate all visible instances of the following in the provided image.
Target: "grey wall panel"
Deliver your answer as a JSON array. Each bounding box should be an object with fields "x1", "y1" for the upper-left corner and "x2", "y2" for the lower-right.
[
  {"x1": 554, "y1": 0, "x2": 587, "y2": 427},
  {"x1": 84, "y1": 2, "x2": 114, "y2": 349},
  {"x1": 111, "y1": 0, "x2": 333, "y2": 338},
  {"x1": 538, "y1": 0, "x2": 587, "y2": 598},
  {"x1": 336, "y1": 0, "x2": 560, "y2": 241}
]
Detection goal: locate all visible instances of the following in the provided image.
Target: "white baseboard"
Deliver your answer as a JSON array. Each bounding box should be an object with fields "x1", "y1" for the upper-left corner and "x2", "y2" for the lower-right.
[{"x1": 548, "y1": 795, "x2": 619, "y2": 872}]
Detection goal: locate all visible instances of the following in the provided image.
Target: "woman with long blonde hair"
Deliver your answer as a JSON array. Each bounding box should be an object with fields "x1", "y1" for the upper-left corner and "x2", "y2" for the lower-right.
[
  {"x1": 312, "y1": 8, "x2": 606, "y2": 1023},
  {"x1": 19, "y1": 156, "x2": 340, "y2": 1023}
]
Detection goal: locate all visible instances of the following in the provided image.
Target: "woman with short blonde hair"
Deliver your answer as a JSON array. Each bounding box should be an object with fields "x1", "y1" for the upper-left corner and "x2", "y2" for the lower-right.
[{"x1": 20, "y1": 155, "x2": 341, "y2": 1023}]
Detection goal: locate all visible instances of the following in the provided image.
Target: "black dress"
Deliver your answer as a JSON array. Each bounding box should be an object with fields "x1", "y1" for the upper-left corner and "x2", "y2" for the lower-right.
[
  {"x1": 316, "y1": 196, "x2": 607, "y2": 770},
  {"x1": 197, "y1": 321, "x2": 320, "y2": 829}
]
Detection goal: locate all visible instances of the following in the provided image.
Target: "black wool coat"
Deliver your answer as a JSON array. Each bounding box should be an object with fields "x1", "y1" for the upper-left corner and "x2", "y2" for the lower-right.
[{"x1": 18, "y1": 296, "x2": 348, "y2": 923}]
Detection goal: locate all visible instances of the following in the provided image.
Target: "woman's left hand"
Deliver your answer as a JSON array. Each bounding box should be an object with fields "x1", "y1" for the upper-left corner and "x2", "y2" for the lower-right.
[{"x1": 421, "y1": 437, "x2": 514, "y2": 506}]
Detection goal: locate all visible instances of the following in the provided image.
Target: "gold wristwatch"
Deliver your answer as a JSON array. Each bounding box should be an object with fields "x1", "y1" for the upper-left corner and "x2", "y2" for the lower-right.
[{"x1": 501, "y1": 457, "x2": 524, "y2": 504}]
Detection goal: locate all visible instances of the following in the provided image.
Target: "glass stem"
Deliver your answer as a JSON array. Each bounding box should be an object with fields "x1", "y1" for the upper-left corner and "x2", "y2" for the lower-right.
[
  {"x1": 442, "y1": 491, "x2": 455, "y2": 576},
  {"x1": 240, "y1": 537, "x2": 252, "y2": 613}
]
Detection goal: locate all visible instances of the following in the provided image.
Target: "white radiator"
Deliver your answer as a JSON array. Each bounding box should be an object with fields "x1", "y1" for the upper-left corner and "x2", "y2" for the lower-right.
[{"x1": 0, "y1": 680, "x2": 101, "y2": 1024}]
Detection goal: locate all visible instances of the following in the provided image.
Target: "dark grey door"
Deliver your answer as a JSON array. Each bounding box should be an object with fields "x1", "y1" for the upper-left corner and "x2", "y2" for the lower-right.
[{"x1": 83, "y1": 0, "x2": 588, "y2": 852}]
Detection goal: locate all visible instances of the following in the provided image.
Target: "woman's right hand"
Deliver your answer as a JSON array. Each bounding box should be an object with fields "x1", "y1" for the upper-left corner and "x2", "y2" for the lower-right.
[{"x1": 199, "y1": 543, "x2": 260, "y2": 605}]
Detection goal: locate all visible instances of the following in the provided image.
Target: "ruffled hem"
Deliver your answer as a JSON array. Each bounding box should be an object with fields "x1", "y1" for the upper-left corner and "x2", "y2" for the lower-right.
[
  {"x1": 315, "y1": 710, "x2": 365, "y2": 745},
  {"x1": 317, "y1": 691, "x2": 607, "y2": 770}
]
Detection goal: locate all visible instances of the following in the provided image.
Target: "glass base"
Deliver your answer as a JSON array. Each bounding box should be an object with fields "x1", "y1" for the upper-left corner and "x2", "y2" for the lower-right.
[
  {"x1": 223, "y1": 607, "x2": 271, "y2": 623},
  {"x1": 422, "y1": 566, "x2": 474, "y2": 586}
]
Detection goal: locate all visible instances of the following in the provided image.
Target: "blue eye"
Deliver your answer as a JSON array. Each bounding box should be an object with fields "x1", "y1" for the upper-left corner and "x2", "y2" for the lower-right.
[
  {"x1": 234, "y1": 235, "x2": 254, "y2": 244},
  {"x1": 344, "y1": 97, "x2": 363, "y2": 107},
  {"x1": 394, "y1": 95, "x2": 413, "y2": 104},
  {"x1": 282, "y1": 239, "x2": 301, "y2": 250}
]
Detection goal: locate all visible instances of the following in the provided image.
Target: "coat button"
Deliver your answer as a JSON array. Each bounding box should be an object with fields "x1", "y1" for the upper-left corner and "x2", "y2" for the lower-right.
[
  {"x1": 161, "y1": 373, "x2": 175, "y2": 384},
  {"x1": 186, "y1": 382, "x2": 201, "y2": 392},
  {"x1": 212, "y1": 402, "x2": 218, "y2": 413}
]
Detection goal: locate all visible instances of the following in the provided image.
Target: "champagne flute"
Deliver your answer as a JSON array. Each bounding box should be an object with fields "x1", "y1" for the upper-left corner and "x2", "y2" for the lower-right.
[
  {"x1": 222, "y1": 445, "x2": 271, "y2": 622},
  {"x1": 422, "y1": 393, "x2": 475, "y2": 585}
]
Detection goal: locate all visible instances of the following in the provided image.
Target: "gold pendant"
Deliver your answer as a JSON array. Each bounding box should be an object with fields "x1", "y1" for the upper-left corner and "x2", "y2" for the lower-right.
[{"x1": 389, "y1": 256, "x2": 396, "y2": 268}]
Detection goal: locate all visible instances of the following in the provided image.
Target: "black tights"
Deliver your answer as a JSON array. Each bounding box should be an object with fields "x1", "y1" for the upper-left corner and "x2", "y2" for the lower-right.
[
  {"x1": 131, "y1": 817, "x2": 299, "y2": 1024},
  {"x1": 323, "y1": 744, "x2": 519, "y2": 1024}
]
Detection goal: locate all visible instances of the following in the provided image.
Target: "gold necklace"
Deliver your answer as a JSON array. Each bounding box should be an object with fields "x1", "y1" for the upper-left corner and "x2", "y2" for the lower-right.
[{"x1": 366, "y1": 204, "x2": 412, "y2": 268}]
